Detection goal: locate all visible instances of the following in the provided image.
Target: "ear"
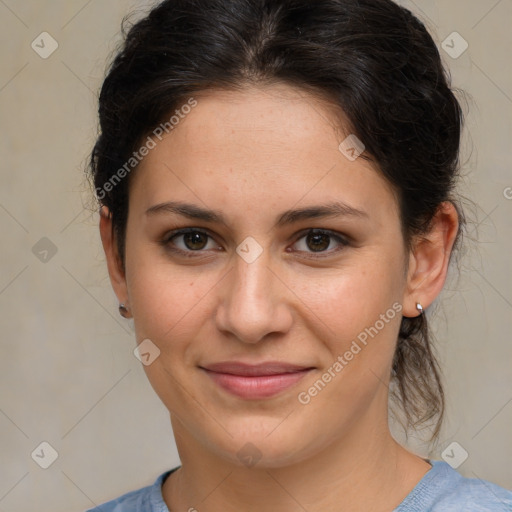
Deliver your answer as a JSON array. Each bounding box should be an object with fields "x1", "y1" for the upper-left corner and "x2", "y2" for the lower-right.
[
  {"x1": 99, "y1": 206, "x2": 130, "y2": 313},
  {"x1": 402, "y1": 201, "x2": 459, "y2": 317}
]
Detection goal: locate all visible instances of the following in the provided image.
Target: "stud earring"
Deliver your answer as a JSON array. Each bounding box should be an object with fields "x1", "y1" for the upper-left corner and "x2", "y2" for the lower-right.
[
  {"x1": 119, "y1": 303, "x2": 130, "y2": 318},
  {"x1": 416, "y1": 302, "x2": 423, "y2": 315}
]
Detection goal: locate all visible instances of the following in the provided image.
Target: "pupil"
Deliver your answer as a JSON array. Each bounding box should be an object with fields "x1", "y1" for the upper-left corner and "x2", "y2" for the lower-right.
[
  {"x1": 307, "y1": 232, "x2": 329, "y2": 252},
  {"x1": 185, "y1": 232, "x2": 207, "y2": 250}
]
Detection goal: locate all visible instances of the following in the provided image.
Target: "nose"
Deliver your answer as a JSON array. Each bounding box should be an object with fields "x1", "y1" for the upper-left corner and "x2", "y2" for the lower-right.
[{"x1": 215, "y1": 247, "x2": 293, "y2": 344}]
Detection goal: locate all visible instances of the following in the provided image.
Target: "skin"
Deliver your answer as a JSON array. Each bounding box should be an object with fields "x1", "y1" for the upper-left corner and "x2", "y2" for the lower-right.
[{"x1": 100, "y1": 84, "x2": 459, "y2": 512}]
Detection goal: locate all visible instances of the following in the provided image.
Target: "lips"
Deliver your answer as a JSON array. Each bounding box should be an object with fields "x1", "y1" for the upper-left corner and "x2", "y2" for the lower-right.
[
  {"x1": 200, "y1": 361, "x2": 314, "y2": 399},
  {"x1": 201, "y1": 361, "x2": 313, "y2": 376}
]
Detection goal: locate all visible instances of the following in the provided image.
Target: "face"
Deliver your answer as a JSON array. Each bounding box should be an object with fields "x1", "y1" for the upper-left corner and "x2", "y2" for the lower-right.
[{"x1": 108, "y1": 84, "x2": 415, "y2": 468}]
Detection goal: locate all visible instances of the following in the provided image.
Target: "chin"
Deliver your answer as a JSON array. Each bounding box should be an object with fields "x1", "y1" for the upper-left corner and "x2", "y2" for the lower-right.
[{"x1": 206, "y1": 424, "x2": 320, "y2": 470}]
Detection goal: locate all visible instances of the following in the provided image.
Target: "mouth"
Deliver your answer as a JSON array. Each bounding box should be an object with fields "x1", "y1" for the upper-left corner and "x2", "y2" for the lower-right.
[{"x1": 199, "y1": 361, "x2": 315, "y2": 400}]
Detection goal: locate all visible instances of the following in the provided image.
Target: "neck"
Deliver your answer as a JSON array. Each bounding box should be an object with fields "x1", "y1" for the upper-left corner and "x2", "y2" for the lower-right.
[{"x1": 162, "y1": 406, "x2": 431, "y2": 512}]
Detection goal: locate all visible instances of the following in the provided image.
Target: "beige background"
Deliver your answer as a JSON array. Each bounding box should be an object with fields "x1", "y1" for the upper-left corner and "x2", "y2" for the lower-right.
[{"x1": 0, "y1": 0, "x2": 511, "y2": 510}]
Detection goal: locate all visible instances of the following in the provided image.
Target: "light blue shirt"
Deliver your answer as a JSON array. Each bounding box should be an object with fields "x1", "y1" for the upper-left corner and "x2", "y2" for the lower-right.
[{"x1": 85, "y1": 460, "x2": 512, "y2": 511}]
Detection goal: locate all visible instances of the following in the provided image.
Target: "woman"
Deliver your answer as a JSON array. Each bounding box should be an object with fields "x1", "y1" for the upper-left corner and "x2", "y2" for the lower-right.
[{"x1": 86, "y1": 0, "x2": 512, "y2": 510}]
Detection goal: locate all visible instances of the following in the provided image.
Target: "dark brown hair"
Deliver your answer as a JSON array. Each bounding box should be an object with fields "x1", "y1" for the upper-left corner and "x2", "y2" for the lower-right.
[{"x1": 88, "y1": 0, "x2": 466, "y2": 441}]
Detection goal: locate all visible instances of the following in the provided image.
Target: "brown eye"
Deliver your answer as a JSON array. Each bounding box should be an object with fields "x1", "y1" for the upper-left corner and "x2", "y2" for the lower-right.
[
  {"x1": 305, "y1": 231, "x2": 331, "y2": 252},
  {"x1": 292, "y1": 229, "x2": 349, "y2": 257},
  {"x1": 182, "y1": 231, "x2": 209, "y2": 250},
  {"x1": 163, "y1": 228, "x2": 219, "y2": 256}
]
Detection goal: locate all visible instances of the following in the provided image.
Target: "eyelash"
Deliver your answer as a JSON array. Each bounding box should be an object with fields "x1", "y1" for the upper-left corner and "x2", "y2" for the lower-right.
[{"x1": 160, "y1": 227, "x2": 350, "y2": 259}]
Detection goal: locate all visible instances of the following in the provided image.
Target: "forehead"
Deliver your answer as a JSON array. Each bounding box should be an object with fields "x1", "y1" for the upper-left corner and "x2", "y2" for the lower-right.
[
  {"x1": 165, "y1": 85, "x2": 351, "y2": 162},
  {"x1": 129, "y1": 84, "x2": 398, "y2": 226}
]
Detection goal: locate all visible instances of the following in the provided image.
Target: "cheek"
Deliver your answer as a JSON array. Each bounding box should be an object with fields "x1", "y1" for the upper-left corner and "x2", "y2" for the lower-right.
[
  {"x1": 125, "y1": 253, "x2": 218, "y2": 411},
  {"x1": 291, "y1": 253, "x2": 404, "y2": 346},
  {"x1": 298, "y1": 257, "x2": 404, "y2": 407},
  {"x1": 291, "y1": 253, "x2": 405, "y2": 412},
  {"x1": 124, "y1": 239, "x2": 219, "y2": 349}
]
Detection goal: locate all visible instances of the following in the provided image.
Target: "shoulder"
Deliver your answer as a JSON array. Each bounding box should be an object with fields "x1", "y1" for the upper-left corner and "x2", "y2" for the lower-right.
[
  {"x1": 431, "y1": 463, "x2": 512, "y2": 512},
  {"x1": 84, "y1": 467, "x2": 178, "y2": 512},
  {"x1": 395, "y1": 460, "x2": 512, "y2": 512}
]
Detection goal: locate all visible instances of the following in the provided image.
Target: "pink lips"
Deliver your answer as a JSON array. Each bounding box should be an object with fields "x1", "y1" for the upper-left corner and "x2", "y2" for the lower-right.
[{"x1": 200, "y1": 362, "x2": 314, "y2": 399}]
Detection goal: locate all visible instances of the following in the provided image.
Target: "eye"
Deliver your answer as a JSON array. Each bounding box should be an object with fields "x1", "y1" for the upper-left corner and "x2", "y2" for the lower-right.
[
  {"x1": 162, "y1": 228, "x2": 220, "y2": 256},
  {"x1": 291, "y1": 229, "x2": 349, "y2": 257},
  {"x1": 161, "y1": 227, "x2": 349, "y2": 259}
]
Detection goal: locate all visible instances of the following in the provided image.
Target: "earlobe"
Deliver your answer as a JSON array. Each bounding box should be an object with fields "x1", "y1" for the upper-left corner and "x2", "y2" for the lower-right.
[
  {"x1": 99, "y1": 206, "x2": 130, "y2": 311},
  {"x1": 402, "y1": 202, "x2": 459, "y2": 318}
]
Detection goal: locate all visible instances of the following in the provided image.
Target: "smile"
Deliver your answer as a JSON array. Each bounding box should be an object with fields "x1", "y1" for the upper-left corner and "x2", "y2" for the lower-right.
[{"x1": 200, "y1": 362, "x2": 314, "y2": 399}]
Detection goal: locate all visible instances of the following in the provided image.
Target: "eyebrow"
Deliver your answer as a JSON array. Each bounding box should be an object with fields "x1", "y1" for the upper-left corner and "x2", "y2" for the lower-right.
[{"x1": 145, "y1": 200, "x2": 369, "y2": 227}]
